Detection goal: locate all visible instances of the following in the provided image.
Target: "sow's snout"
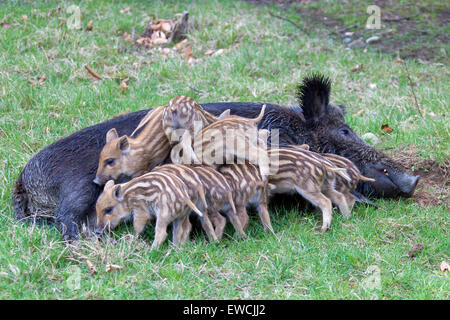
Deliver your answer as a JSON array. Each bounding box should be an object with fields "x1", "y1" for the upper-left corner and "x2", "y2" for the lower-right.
[{"x1": 362, "y1": 162, "x2": 419, "y2": 198}]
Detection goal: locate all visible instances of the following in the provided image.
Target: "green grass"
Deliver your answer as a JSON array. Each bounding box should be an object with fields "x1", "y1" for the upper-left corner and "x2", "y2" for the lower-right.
[{"x1": 0, "y1": 0, "x2": 448, "y2": 299}]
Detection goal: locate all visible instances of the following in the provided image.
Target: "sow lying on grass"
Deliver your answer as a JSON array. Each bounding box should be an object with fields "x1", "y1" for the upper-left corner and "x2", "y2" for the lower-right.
[{"x1": 13, "y1": 73, "x2": 419, "y2": 240}]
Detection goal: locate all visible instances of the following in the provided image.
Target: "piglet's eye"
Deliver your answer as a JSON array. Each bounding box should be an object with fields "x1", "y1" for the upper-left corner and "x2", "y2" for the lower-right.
[
  {"x1": 104, "y1": 207, "x2": 113, "y2": 215},
  {"x1": 105, "y1": 158, "x2": 115, "y2": 166}
]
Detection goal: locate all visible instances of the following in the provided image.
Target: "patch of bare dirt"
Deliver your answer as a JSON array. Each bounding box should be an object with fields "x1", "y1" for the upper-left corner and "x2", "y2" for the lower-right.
[
  {"x1": 244, "y1": 0, "x2": 449, "y2": 63},
  {"x1": 391, "y1": 146, "x2": 449, "y2": 208}
]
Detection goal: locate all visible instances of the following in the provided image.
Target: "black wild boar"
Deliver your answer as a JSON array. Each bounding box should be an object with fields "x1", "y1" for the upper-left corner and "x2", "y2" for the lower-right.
[{"x1": 13, "y1": 73, "x2": 419, "y2": 240}]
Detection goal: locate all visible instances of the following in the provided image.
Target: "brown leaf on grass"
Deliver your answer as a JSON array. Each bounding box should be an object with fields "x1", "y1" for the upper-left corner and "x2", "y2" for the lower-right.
[
  {"x1": 120, "y1": 80, "x2": 127, "y2": 90},
  {"x1": 351, "y1": 64, "x2": 363, "y2": 73},
  {"x1": 122, "y1": 32, "x2": 133, "y2": 42},
  {"x1": 440, "y1": 261, "x2": 450, "y2": 272},
  {"x1": 355, "y1": 109, "x2": 366, "y2": 116},
  {"x1": 38, "y1": 73, "x2": 47, "y2": 85},
  {"x1": 85, "y1": 259, "x2": 97, "y2": 275},
  {"x1": 0, "y1": 21, "x2": 12, "y2": 28},
  {"x1": 381, "y1": 124, "x2": 393, "y2": 133},
  {"x1": 395, "y1": 58, "x2": 403, "y2": 64},
  {"x1": 105, "y1": 264, "x2": 123, "y2": 272},
  {"x1": 136, "y1": 37, "x2": 151, "y2": 47},
  {"x1": 84, "y1": 65, "x2": 103, "y2": 80},
  {"x1": 120, "y1": 6, "x2": 131, "y2": 14},
  {"x1": 151, "y1": 30, "x2": 167, "y2": 45},
  {"x1": 161, "y1": 22, "x2": 172, "y2": 33},
  {"x1": 48, "y1": 10, "x2": 53, "y2": 17},
  {"x1": 407, "y1": 243, "x2": 423, "y2": 258},
  {"x1": 58, "y1": 18, "x2": 66, "y2": 28},
  {"x1": 175, "y1": 39, "x2": 188, "y2": 50},
  {"x1": 87, "y1": 19, "x2": 93, "y2": 31},
  {"x1": 185, "y1": 45, "x2": 192, "y2": 62},
  {"x1": 21, "y1": 15, "x2": 28, "y2": 22}
]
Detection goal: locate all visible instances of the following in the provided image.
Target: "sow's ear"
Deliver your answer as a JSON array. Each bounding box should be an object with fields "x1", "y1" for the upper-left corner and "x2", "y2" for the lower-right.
[
  {"x1": 106, "y1": 128, "x2": 119, "y2": 143},
  {"x1": 296, "y1": 73, "x2": 331, "y2": 122},
  {"x1": 118, "y1": 136, "x2": 130, "y2": 153}
]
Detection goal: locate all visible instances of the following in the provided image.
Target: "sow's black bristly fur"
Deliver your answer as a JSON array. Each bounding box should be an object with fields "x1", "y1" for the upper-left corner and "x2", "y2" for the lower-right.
[{"x1": 13, "y1": 73, "x2": 419, "y2": 240}]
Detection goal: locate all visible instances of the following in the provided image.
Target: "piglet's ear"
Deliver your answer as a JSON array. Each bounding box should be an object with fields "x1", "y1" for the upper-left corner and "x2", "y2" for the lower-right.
[
  {"x1": 106, "y1": 128, "x2": 119, "y2": 143},
  {"x1": 104, "y1": 180, "x2": 115, "y2": 190},
  {"x1": 113, "y1": 185, "x2": 123, "y2": 201},
  {"x1": 217, "y1": 109, "x2": 230, "y2": 120},
  {"x1": 118, "y1": 136, "x2": 130, "y2": 153}
]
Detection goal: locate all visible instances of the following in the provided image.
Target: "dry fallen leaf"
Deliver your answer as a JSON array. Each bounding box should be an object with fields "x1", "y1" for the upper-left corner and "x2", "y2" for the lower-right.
[
  {"x1": 22, "y1": 15, "x2": 28, "y2": 22},
  {"x1": 175, "y1": 39, "x2": 188, "y2": 50},
  {"x1": 381, "y1": 124, "x2": 393, "y2": 133},
  {"x1": 204, "y1": 49, "x2": 215, "y2": 56},
  {"x1": 38, "y1": 73, "x2": 46, "y2": 85},
  {"x1": 440, "y1": 261, "x2": 450, "y2": 272},
  {"x1": 0, "y1": 21, "x2": 12, "y2": 28},
  {"x1": 395, "y1": 58, "x2": 403, "y2": 64},
  {"x1": 87, "y1": 19, "x2": 93, "y2": 31},
  {"x1": 85, "y1": 65, "x2": 103, "y2": 80},
  {"x1": 122, "y1": 32, "x2": 133, "y2": 42},
  {"x1": 161, "y1": 22, "x2": 172, "y2": 33},
  {"x1": 48, "y1": 10, "x2": 53, "y2": 17},
  {"x1": 85, "y1": 259, "x2": 97, "y2": 275},
  {"x1": 213, "y1": 49, "x2": 225, "y2": 57},
  {"x1": 120, "y1": 6, "x2": 131, "y2": 14},
  {"x1": 351, "y1": 64, "x2": 363, "y2": 73},
  {"x1": 407, "y1": 243, "x2": 423, "y2": 258},
  {"x1": 120, "y1": 80, "x2": 127, "y2": 90},
  {"x1": 355, "y1": 109, "x2": 366, "y2": 117},
  {"x1": 105, "y1": 264, "x2": 123, "y2": 272},
  {"x1": 58, "y1": 18, "x2": 66, "y2": 28},
  {"x1": 185, "y1": 45, "x2": 192, "y2": 62}
]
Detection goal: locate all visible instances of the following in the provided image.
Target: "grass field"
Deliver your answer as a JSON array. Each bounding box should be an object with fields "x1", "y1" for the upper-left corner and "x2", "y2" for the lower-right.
[{"x1": 0, "y1": 0, "x2": 448, "y2": 299}]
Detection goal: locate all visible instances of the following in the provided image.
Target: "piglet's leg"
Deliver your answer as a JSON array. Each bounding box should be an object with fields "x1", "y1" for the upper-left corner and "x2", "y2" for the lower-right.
[
  {"x1": 133, "y1": 208, "x2": 150, "y2": 237},
  {"x1": 208, "y1": 211, "x2": 226, "y2": 240},
  {"x1": 172, "y1": 215, "x2": 191, "y2": 247},
  {"x1": 199, "y1": 213, "x2": 218, "y2": 242},
  {"x1": 236, "y1": 206, "x2": 249, "y2": 231},
  {"x1": 223, "y1": 209, "x2": 247, "y2": 239},
  {"x1": 152, "y1": 216, "x2": 170, "y2": 250},
  {"x1": 323, "y1": 188, "x2": 351, "y2": 219},
  {"x1": 295, "y1": 187, "x2": 333, "y2": 232}
]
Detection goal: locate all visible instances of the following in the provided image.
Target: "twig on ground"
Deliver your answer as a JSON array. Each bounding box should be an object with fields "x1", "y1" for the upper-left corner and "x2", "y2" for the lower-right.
[
  {"x1": 268, "y1": 11, "x2": 305, "y2": 31},
  {"x1": 402, "y1": 60, "x2": 423, "y2": 118},
  {"x1": 383, "y1": 13, "x2": 419, "y2": 22}
]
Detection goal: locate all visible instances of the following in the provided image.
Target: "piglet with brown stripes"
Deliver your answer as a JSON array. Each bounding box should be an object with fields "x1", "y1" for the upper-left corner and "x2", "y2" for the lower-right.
[
  {"x1": 268, "y1": 147, "x2": 352, "y2": 232},
  {"x1": 95, "y1": 172, "x2": 204, "y2": 250},
  {"x1": 94, "y1": 106, "x2": 171, "y2": 185},
  {"x1": 176, "y1": 105, "x2": 270, "y2": 177},
  {"x1": 162, "y1": 96, "x2": 230, "y2": 144},
  {"x1": 218, "y1": 162, "x2": 274, "y2": 236},
  {"x1": 295, "y1": 144, "x2": 375, "y2": 213},
  {"x1": 189, "y1": 165, "x2": 246, "y2": 239},
  {"x1": 151, "y1": 164, "x2": 218, "y2": 243}
]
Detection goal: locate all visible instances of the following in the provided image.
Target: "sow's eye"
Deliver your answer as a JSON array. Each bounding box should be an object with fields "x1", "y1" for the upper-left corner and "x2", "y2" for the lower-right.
[
  {"x1": 340, "y1": 128, "x2": 350, "y2": 136},
  {"x1": 105, "y1": 158, "x2": 115, "y2": 166},
  {"x1": 104, "y1": 207, "x2": 113, "y2": 215}
]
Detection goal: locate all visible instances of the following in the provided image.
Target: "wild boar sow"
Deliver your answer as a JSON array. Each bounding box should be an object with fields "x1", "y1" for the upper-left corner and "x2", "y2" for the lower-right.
[{"x1": 13, "y1": 73, "x2": 419, "y2": 239}]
